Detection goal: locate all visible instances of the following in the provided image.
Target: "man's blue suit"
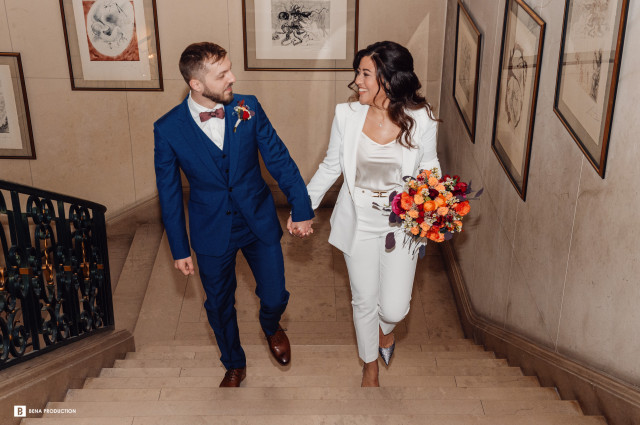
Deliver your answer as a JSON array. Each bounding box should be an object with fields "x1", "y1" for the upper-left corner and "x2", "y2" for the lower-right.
[{"x1": 154, "y1": 94, "x2": 314, "y2": 370}]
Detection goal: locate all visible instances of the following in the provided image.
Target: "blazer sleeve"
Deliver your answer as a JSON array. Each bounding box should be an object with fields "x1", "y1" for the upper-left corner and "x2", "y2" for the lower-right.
[
  {"x1": 253, "y1": 98, "x2": 314, "y2": 222},
  {"x1": 417, "y1": 115, "x2": 441, "y2": 177},
  {"x1": 154, "y1": 125, "x2": 191, "y2": 260},
  {"x1": 306, "y1": 105, "x2": 344, "y2": 210}
]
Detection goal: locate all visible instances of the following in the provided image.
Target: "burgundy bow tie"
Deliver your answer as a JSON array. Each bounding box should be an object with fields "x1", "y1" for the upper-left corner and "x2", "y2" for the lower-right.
[{"x1": 199, "y1": 108, "x2": 225, "y2": 122}]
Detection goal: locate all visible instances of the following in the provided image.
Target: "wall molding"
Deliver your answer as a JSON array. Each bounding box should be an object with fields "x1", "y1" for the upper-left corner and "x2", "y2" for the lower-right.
[{"x1": 440, "y1": 240, "x2": 640, "y2": 425}]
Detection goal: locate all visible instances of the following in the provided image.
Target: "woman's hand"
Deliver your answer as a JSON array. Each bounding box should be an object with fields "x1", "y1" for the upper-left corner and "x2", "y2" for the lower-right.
[{"x1": 287, "y1": 216, "x2": 314, "y2": 238}]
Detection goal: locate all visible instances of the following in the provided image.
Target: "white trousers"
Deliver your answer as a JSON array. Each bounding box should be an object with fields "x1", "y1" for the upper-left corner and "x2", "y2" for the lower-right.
[{"x1": 343, "y1": 189, "x2": 418, "y2": 363}]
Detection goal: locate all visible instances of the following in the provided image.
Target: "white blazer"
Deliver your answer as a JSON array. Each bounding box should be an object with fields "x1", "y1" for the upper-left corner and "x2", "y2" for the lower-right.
[{"x1": 307, "y1": 102, "x2": 441, "y2": 256}]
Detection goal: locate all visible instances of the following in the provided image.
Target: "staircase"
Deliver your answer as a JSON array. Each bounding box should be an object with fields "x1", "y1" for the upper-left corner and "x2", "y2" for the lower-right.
[{"x1": 21, "y1": 209, "x2": 607, "y2": 424}]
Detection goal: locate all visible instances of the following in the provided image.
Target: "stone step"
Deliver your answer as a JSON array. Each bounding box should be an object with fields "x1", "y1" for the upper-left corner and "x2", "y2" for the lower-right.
[
  {"x1": 83, "y1": 374, "x2": 541, "y2": 389},
  {"x1": 138, "y1": 341, "x2": 481, "y2": 352},
  {"x1": 21, "y1": 414, "x2": 608, "y2": 425},
  {"x1": 40, "y1": 399, "x2": 583, "y2": 418},
  {"x1": 65, "y1": 386, "x2": 559, "y2": 402},
  {"x1": 111, "y1": 357, "x2": 508, "y2": 369},
  {"x1": 98, "y1": 365, "x2": 524, "y2": 378},
  {"x1": 125, "y1": 349, "x2": 496, "y2": 361}
]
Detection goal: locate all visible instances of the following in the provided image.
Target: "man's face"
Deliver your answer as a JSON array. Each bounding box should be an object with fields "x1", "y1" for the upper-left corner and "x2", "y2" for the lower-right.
[{"x1": 194, "y1": 55, "x2": 236, "y2": 105}]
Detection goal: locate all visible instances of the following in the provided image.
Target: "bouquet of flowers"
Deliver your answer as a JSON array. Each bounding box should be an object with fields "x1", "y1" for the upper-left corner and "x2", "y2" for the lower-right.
[{"x1": 374, "y1": 168, "x2": 482, "y2": 258}]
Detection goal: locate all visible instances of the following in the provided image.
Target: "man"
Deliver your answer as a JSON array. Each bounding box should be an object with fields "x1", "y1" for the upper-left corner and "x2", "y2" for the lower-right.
[{"x1": 154, "y1": 42, "x2": 314, "y2": 387}]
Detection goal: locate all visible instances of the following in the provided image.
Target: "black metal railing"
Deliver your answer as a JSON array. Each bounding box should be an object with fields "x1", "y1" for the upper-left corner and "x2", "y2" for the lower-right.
[{"x1": 0, "y1": 180, "x2": 113, "y2": 370}]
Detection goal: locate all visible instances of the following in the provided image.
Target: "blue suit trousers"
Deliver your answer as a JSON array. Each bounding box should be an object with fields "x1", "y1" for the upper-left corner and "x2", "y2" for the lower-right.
[{"x1": 195, "y1": 215, "x2": 288, "y2": 370}]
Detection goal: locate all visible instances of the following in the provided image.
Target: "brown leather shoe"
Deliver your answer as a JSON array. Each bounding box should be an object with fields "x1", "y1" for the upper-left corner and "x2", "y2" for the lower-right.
[
  {"x1": 266, "y1": 326, "x2": 291, "y2": 365},
  {"x1": 219, "y1": 367, "x2": 246, "y2": 387}
]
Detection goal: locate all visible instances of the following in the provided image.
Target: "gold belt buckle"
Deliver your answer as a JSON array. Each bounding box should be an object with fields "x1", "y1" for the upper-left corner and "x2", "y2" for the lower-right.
[{"x1": 372, "y1": 191, "x2": 387, "y2": 198}]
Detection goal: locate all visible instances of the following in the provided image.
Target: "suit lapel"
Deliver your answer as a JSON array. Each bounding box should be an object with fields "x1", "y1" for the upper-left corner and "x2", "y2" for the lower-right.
[
  {"x1": 225, "y1": 102, "x2": 240, "y2": 182},
  {"x1": 178, "y1": 98, "x2": 225, "y2": 182},
  {"x1": 344, "y1": 103, "x2": 368, "y2": 195},
  {"x1": 401, "y1": 140, "x2": 418, "y2": 178}
]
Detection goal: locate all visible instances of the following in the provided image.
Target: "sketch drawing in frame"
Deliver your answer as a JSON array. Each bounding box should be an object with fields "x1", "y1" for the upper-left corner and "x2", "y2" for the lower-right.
[
  {"x1": 0, "y1": 53, "x2": 35, "y2": 159},
  {"x1": 554, "y1": 0, "x2": 629, "y2": 178},
  {"x1": 491, "y1": 0, "x2": 545, "y2": 200},
  {"x1": 242, "y1": 0, "x2": 359, "y2": 71},
  {"x1": 59, "y1": 0, "x2": 163, "y2": 90},
  {"x1": 453, "y1": 0, "x2": 482, "y2": 143}
]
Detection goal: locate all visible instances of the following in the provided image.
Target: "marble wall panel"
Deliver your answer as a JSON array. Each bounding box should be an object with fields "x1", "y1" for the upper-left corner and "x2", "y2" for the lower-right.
[
  {"x1": 27, "y1": 79, "x2": 136, "y2": 213},
  {"x1": 4, "y1": 0, "x2": 69, "y2": 79},
  {"x1": 441, "y1": 0, "x2": 640, "y2": 385},
  {"x1": 155, "y1": 0, "x2": 230, "y2": 82},
  {"x1": 556, "y1": 0, "x2": 640, "y2": 384},
  {"x1": 127, "y1": 81, "x2": 190, "y2": 202},
  {"x1": 0, "y1": 0, "x2": 11, "y2": 51},
  {"x1": 235, "y1": 79, "x2": 336, "y2": 183}
]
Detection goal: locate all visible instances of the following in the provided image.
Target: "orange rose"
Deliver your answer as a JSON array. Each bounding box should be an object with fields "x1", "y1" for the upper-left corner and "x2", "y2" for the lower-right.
[
  {"x1": 420, "y1": 222, "x2": 430, "y2": 231},
  {"x1": 435, "y1": 184, "x2": 446, "y2": 192},
  {"x1": 408, "y1": 209, "x2": 419, "y2": 219},
  {"x1": 400, "y1": 192, "x2": 413, "y2": 210},
  {"x1": 399, "y1": 214, "x2": 405, "y2": 219},
  {"x1": 414, "y1": 194, "x2": 424, "y2": 205},
  {"x1": 428, "y1": 177, "x2": 439, "y2": 187},
  {"x1": 423, "y1": 200, "x2": 436, "y2": 212},
  {"x1": 410, "y1": 226, "x2": 420, "y2": 235},
  {"x1": 454, "y1": 201, "x2": 470, "y2": 216},
  {"x1": 420, "y1": 230, "x2": 427, "y2": 237},
  {"x1": 434, "y1": 195, "x2": 446, "y2": 208},
  {"x1": 427, "y1": 228, "x2": 445, "y2": 242},
  {"x1": 445, "y1": 192, "x2": 454, "y2": 200},
  {"x1": 454, "y1": 220, "x2": 463, "y2": 230},
  {"x1": 424, "y1": 169, "x2": 432, "y2": 178},
  {"x1": 437, "y1": 206, "x2": 449, "y2": 216}
]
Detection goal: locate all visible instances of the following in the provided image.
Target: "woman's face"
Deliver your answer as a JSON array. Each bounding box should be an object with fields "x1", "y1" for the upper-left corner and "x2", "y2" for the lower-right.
[{"x1": 355, "y1": 55, "x2": 386, "y2": 107}]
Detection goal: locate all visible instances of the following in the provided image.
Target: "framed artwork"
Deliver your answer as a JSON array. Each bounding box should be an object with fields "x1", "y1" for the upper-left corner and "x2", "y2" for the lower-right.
[
  {"x1": 453, "y1": 0, "x2": 482, "y2": 143},
  {"x1": 491, "y1": 0, "x2": 545, "y2": 201},
  {"x1": 554, "y1": 0, "x2": 629, "y2": 178},
  {"x1": 58, "y1": 0, "x2": 163, "y2": 91},
  {"x1": 242, "y1": 0, "x2": 359, "y2": 71},
  {"x1": 0, "y1": 53, "x2": 35, "y2": 159}
]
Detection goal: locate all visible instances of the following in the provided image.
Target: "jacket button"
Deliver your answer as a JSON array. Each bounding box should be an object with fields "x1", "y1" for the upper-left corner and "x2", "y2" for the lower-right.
[
  {"x1": 228, "y1": 187, "x2": 233, "y2": 192},
  {"x1": 226, "y1": 210, "x2": 231, "y2": 215},
  {"x1": 222, "y1": 154, "x2": 227, "y2": 158}
]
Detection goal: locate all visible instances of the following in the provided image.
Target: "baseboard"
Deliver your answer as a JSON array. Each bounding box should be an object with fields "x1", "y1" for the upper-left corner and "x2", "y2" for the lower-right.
[
  {"x1": 0, "y1": 329, "x2": 134, "y2": 424},
  {"x1": 440, "y1": 241, "x2": 640, "y2": 425}
]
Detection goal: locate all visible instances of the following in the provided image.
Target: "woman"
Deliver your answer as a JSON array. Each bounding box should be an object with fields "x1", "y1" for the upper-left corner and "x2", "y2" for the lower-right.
[{"x1": 292, "y1": 41, "x2": 441, "y2": 386}]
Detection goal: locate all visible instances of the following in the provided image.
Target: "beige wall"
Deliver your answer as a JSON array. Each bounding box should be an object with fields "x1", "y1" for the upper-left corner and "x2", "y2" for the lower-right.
[
  {"x1": 439, "y1": 0, "x2": 640, "y2": 385},
  {"x1": 0, "y1": 0, "x2": 445, "y2": 217}
]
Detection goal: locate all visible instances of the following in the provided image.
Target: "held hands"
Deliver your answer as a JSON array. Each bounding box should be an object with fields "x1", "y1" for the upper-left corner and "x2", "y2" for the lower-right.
[
  {"x1": 174, "y1": 256, "x2": 195, "y2": 276},
  {"x1": 287, "y1": 216, "x2": 314, "y2": 238}
]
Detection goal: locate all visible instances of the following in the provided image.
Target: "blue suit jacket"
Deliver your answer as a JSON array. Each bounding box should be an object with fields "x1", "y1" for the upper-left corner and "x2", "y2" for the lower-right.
[{"x1": 154, "y1": 94, "x2": 314, "y2": 259}]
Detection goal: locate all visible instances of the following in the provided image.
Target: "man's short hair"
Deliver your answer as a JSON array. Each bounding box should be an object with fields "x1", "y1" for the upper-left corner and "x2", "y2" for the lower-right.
[{"x1": 179, "y1": 42, "x2": 227, "y2": 85}]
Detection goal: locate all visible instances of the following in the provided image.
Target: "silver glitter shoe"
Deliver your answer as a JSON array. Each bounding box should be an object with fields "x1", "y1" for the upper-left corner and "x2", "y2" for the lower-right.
[{"x1": 379, "y1": 340, "x2": 395, "y2": 366}]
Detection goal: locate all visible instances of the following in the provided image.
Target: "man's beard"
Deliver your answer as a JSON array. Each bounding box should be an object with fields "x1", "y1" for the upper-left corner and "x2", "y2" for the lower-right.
[{"x1": 203, "y1": 85, "x2": 234, "y2": 105}]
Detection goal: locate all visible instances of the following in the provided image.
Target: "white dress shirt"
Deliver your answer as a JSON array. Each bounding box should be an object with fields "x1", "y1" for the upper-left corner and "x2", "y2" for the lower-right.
[{"x1": 187, "y1": 92, "x2": 226, "y2": 151}]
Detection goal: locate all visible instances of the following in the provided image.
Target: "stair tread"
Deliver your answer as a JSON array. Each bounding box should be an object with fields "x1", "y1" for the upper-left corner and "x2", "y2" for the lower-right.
[
  {"x1": 65, "y1": 386, "x2": 559, "y2": 402},
  {"x1": 21, "y1": 414, "x2": 608, "y2": 425},
  {"x1": 40, "y1": 399, "x2": 584, "y2": 417},
  {"x1": 112, "y1": 357, "x2": 508, "y2": 369},
  {"x1": 83, "y1": 375, "x2": 540, "y2": 389},
  {"x1": 99, "y1": 365, "x2": 524, "y2": 378}
]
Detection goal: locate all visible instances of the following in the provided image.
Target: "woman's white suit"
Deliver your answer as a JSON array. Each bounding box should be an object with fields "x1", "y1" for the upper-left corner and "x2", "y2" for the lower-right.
[{"x1": 307, "y1": 101, "x2": 441, "y2": 362}]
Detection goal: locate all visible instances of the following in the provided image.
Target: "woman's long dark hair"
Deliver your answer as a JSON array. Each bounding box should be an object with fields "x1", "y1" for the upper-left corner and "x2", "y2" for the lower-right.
[{"x1": 348, "y1": 41, "x2": 439, "y2": 149}]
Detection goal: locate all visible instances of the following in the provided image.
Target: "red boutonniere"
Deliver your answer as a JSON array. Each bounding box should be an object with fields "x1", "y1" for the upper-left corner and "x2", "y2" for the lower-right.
[{"x1": 232, "y1": 99, "x2": 255, "y2": 132}]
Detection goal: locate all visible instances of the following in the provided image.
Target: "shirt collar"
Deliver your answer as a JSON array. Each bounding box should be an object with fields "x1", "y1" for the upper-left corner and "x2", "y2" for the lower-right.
[{"x1": 188, "y1": 91, "x2": 223, "y2": 117}]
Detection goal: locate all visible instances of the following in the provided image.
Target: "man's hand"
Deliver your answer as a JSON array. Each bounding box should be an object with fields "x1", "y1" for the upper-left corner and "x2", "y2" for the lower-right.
[
  {"x1": 287, "y1": 216, "x2": 314, "y2": 238},
  {"x1": 174, "y1": 256, "x2": 195, "y2": 276}
]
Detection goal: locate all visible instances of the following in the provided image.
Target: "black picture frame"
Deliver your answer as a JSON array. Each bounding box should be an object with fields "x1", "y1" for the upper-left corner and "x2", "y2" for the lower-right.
[
  {"x1": 453, "y1": 0, "x2": 482, "y2": 143},
  {"x1": 491, "y1": 0, "x2": 545, "y2": 200},
  {"x1": 59, "y1": 0, "x2": 163, "y2": 91},
  {"x1": 553, "y1": 0, "x2": 629, "y2": 178},
  {"x1": 242, "y1": 0, "x2": 359, "y2": 71},
  {"x1": 0, "y1": 53, "x2": 35, "y2": 159}
]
